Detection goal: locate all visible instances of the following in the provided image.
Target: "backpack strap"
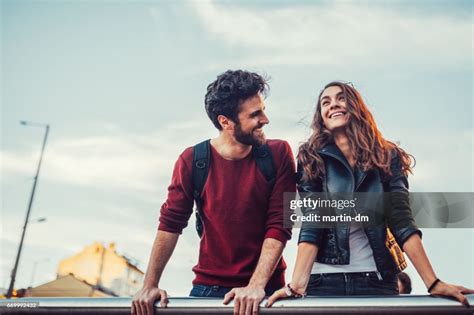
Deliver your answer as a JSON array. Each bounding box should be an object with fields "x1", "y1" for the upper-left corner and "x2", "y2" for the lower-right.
[
  {"x1": 192, "y1": 139, "x2": 210, "y2": 238},
  {"x1": 252, "y1": 143, "x2": 276, "y2": 189},
  {"x1": 192, "y1": 140, "x2": 276, "y2": 238}
]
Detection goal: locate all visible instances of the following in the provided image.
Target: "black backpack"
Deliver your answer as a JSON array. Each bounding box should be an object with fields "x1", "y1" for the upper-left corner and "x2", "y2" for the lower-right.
[{"x1": 192, "y1": 139, "x2": 276, "y2": 238}]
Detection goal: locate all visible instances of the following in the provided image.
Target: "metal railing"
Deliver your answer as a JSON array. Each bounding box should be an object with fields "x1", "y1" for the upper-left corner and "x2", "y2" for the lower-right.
[{"x1": 1, "y1": 295, "x2": 473, "y2": 314}]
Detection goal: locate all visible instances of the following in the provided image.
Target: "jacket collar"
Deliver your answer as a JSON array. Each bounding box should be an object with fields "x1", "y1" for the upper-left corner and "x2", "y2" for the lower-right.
[
  {"x1": 317, "y1": 143, "x2": 352, "y2": 172},
  {"x1": 317, "y1": 143, "x2": 369, "y2": 190}
]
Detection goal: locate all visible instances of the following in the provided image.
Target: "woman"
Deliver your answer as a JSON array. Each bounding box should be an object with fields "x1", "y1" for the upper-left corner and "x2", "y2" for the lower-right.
[{"x1": 267, "y1": 82, "x2": 473, "y2": 306}]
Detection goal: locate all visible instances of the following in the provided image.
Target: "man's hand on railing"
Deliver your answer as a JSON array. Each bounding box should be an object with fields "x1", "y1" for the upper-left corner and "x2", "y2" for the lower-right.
[
  {"x1": 131, "y1": 286, "x2": 168, "y2": 315},
  {"x1": 429, "y1": 281, "x2": 474, "y2": 307},
  {"x1": 222, "y1": 285, "x2": 266, "y2": 315}
]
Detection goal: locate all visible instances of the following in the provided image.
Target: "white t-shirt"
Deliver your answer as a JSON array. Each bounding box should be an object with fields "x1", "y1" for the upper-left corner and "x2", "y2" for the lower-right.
[{"x1": 311, "y1": 221, "x2": 378, "y2": 274}]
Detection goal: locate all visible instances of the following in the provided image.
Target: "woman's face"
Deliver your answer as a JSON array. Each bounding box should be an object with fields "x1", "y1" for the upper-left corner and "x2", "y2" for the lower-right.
[{"x1": 320, "y1": 85, "x2": 350, "y2": 131}]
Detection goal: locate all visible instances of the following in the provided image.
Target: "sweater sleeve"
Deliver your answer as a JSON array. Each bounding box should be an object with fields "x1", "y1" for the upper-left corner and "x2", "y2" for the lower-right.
[
  {"x1": 158, "y1": 150, "x2": 195, "y2": 234},
  {"x1": 264, "y1": 141, "x2": 296, "y2": 245}
]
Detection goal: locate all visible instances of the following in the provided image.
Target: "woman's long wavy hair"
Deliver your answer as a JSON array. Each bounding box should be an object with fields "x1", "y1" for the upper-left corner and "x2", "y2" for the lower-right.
[{"x1": 297, "y1": 81, "x2": 413, "y2": 182}]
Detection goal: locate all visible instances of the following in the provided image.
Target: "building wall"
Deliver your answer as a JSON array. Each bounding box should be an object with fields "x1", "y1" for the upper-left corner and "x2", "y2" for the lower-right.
[{"x1": 57, "y1": 242, "x2": 143, "y2": 296}]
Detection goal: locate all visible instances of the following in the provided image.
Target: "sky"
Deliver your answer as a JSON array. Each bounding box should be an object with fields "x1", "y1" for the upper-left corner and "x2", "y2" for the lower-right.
[{"x1": 1, "y1": 0, "x2": 473, "y2": 296}]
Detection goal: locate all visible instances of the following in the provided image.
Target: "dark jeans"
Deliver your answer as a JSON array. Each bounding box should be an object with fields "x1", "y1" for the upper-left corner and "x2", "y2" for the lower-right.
[
  {"x1": 307, "y1": 272, "x2": 399, "y2": 296},
  {"x1": 190, "y1": 284, "x2": 277, "y2": 298}
]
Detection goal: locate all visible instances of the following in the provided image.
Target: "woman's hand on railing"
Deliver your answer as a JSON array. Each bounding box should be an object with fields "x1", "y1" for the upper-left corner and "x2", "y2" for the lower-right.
[
  {"x1": 429, "y1": 281, "x2": 474, "y2": 307},
  {"x1": 267, "y1": 283, "x2": 306, "y2": 307},
  {"x1": 131, "y1": 286, "x2": 168, "y2": 315},
  {"x1": 265, "y1": 287, "x2": 289, "y2": 307}
]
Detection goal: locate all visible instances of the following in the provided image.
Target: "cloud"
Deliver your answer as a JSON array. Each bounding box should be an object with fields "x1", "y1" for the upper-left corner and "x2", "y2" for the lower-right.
[
  {"x1": 1, "y1": 120, "x2": 212, "y2": 194},
  {"x1": 2, "y1": 138, "x2": 158, "y2": 193},
  {"x1": 185, "y1": 0, "x2": 470, "y2": 69}
]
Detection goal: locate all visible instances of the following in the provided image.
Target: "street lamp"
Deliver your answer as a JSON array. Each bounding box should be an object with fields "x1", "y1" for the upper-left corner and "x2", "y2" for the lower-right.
[
  {"x1": 6, "y1": 121, "x2": 50, "y2": 298},
  {"x1": 28, "y1": 217, "x2": 47, "y2": 224}
]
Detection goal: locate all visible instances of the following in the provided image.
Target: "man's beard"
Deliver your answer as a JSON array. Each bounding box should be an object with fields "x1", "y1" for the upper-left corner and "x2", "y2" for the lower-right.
[{"x1": 234, "y1": 123, "x2": 266, "y2": 146}]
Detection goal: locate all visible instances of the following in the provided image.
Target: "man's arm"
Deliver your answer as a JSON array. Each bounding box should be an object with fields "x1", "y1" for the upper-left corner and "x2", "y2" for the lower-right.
[
  {"x1": 249, "y1": 238, "x2": 285, "y2": 288},
  {"x1": 223, "y1": 238, "x2": 284, "y2": 314},
  {"x1": 131, "y1": 230, "x2": 179, "y2": 315}
]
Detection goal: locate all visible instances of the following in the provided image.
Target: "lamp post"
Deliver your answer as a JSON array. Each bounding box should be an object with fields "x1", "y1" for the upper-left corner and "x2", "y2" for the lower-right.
[{"x1": 6, "y1": 121, "x2": 50, "y2": 298}]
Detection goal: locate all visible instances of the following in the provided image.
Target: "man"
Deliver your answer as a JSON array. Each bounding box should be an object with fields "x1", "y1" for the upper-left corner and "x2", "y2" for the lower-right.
[{"x1": 132, "y1": 70, "x2": 296, "y2": 315}]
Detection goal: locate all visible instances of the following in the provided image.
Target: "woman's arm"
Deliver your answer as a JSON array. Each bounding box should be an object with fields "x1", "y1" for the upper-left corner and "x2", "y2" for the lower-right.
[
  {"x1": 266, "y1": 242, "x2": 318, "y2": 307},
  {"x1": 290, "y1": 242, "x2": 319, "y2": 291},
  {"x1": 403, "y1": 233, "x2": 474, "y2": 306}
]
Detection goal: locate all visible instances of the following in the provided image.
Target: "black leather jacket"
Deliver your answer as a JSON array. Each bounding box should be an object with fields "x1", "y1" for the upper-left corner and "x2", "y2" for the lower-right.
[{"x1": 297, "y1": 144, "x2": 421, "y2": 278}]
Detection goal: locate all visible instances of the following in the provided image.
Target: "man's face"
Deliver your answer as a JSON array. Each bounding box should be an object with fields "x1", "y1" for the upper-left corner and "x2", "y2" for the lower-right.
[{"x1": 233, "y1": 94, "x2": 269, "y2": 146}]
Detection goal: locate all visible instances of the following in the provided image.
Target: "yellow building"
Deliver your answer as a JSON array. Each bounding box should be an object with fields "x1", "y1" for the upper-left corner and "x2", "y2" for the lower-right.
[
  {"x1": 57, "y1": 242, "x2": 144, "y2": 296},
  {"x1": 27, "y1": 274, "x2": 113, "y2": 297}
]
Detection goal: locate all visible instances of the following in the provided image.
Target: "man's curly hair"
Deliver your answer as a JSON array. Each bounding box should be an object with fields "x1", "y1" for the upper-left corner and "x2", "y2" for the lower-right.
[{"x1": 205, "y1": 70, "x2": 269, "y2": 130}]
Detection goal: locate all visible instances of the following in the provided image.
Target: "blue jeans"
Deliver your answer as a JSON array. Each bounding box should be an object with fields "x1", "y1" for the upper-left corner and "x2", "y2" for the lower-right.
[
  {"x1": 307, "y1": 272, "x2": 399, "y2": 296},
  {"x1": 189, "y1": 284, "x2": 277, "y2": 298}
]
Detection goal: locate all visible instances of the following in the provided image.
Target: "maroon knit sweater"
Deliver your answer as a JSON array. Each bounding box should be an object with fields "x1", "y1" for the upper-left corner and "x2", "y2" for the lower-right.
[{"x1": 158, "y1": 139, "x2": 296, "y2": 289}]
